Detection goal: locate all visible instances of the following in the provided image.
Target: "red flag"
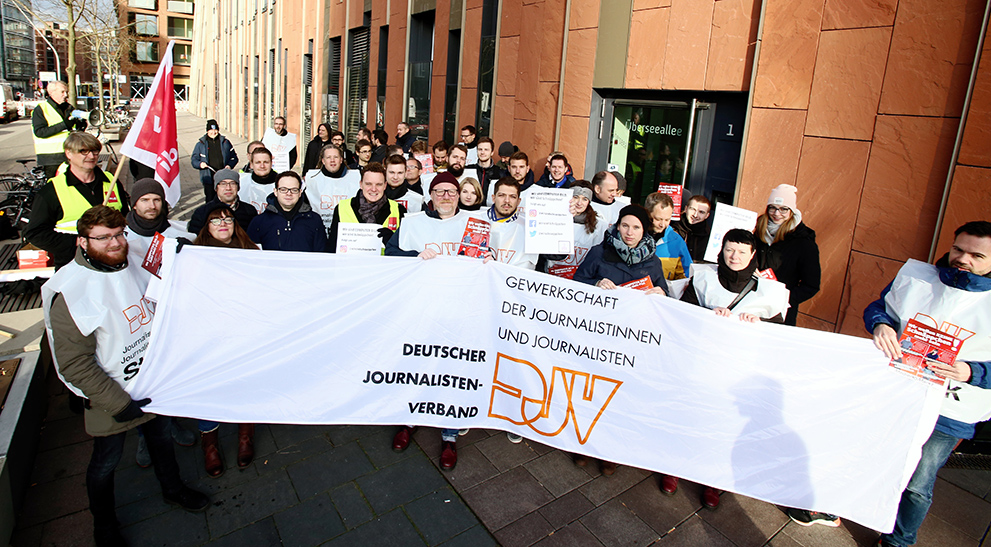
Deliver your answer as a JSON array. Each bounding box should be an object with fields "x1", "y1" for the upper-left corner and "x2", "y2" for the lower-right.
[{"x1": 120, "y1": 41, "x2": 181, "y2": 206}]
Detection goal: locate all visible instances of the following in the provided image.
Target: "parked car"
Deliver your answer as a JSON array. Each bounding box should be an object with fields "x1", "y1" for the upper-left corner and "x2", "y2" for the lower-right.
[{"x1": 0, "y1": 82, "x2": 19, "y2": 122}]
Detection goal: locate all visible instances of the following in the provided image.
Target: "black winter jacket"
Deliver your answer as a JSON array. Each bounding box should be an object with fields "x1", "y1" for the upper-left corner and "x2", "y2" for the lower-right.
[{"x1": 755, "y1": 222, "x2": 820, "y2": 326}]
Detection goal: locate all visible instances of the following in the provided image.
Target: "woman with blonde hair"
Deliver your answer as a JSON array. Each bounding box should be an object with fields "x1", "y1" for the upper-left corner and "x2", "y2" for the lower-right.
[
  {"x1": 458, "y1": 177, "x2": 484, "y2": 211},
  {"x1": 753, "y1": 184, "x2": 820, "y2": 326}
]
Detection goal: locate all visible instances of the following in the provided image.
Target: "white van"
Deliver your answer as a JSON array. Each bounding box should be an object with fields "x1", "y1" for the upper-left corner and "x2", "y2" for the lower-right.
[{"x1": 0, "y1": 82, "x2": 19, "y2": 122}]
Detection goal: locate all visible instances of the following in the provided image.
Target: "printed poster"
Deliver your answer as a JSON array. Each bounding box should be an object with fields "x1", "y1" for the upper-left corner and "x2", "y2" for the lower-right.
[
  {"x1": 889, "y1": 319, "x2": 961, "y2": 387},
  {"x1": 523, "y1": 189, "x2": 574, "y2": 255},
  {"x1": 704, "y1": 203, "x2": 759, "y2": 263},
  {"x1": 337, "y1": 224, "x2": 385, "y2": 255}
]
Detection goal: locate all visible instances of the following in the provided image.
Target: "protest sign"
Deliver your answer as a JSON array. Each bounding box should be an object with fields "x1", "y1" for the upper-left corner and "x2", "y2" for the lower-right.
[
  {"x1": 657, "y1": 184, "x2": 683, "y2": 216},
  {"x1": 262, "y1": 128, "x2": 297, "y2": 172},
  {"x1": 704, "y1": 203, "x2": 759, "y2": 263},
  {"x1": 523, "y1": 189, "x2": 574, "y2": 255},
  {"x1": 337, "y1": 224, "x2": 385, "y2": 254},
  {"x1": 134, "y1": 247, "x2": 943, "y2": 532}
]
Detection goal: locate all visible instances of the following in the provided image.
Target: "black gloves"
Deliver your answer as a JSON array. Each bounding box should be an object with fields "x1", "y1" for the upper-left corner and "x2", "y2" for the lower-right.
[
  {"x1": 70, "y1": 118, "x2": 87, "y2": 132},
  {"x1": 175, "y1": 237, "x2": 194, "y2": 253},
  {"x1": 113, "y1": 397, "x2": 151, "y2": 423},
  {"x1": 378, "y1": 227, "x2": 394, "y2": 245}
]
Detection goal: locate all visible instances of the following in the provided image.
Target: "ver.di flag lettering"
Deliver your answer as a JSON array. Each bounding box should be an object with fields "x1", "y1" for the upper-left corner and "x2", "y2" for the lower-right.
[
  {"x1": 120, "y1": 40, "x2": 181, "y2": 206},
  {"x1": 132, "y1": 246, "x2": 944, "y2": 532}
]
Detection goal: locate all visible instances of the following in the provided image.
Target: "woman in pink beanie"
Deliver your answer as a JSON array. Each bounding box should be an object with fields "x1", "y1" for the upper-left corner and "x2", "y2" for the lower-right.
[{"x1": 753, "y1": 184, "x2": 821, "y2": 326}]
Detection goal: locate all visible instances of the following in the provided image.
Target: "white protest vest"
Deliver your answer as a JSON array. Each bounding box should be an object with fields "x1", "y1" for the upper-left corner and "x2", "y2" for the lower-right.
[
  {"x1": 304, "y1": 170, "x2": 361, "y2": 228},
  {"x1": 392, "y1": 189, "x2": 423, "y2": 214},
  {"x1": 398, "y1": 211, "x2": 535, "y2": 269},
  {"x1": 262, "y1": 128, "x2": 297, "y2": 172},
  {"x1": 238, "y1": 172, "x2": 274, "y2": 214},
  {"x1": 885, "y1": 259, "x2": 991, "y2": 423},
  {"x1": 127, "y1": 223, "x2": 193, "y2": 289},
  {"x1": 42, "y1": 260, "x2": 155, "y2": 398},
  {"x1": 545, "y1": 217, "x2": 607, "y2": 279},
  {"x1": 691, "y1": 268, "x2": 790, "y2": 319},
  {"x1": 590, "y1": 200, "x2": 623, "y2": 230}
]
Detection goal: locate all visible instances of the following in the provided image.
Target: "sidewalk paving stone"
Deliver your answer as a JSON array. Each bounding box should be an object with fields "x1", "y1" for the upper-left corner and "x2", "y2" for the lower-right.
[
  {"x1": 493, "y1": 510, "x2": 555, "y2": 547},
  {"x1": 205, "y1": 469, "x2": 299, "y2": 538},
  {"x1": 579, "y1": 498, "x2": 660, "y2": 546},
  {"x1": 285, "y1": 441, "x2": 374, "y2": 499},
  {"x1": 355, "y1": 453, "x2": 449, "y2": 513},
  {"x1": 271, "y1": 493, "x2": 346, "y2": 547},
  {"x1": 404, "y1": 488, "x2": 479, "y2": 545},
  {"x1": 329, "y1": 482, "x2": 375, "y2": 530},
  {"x1": 322, "y1": 509, "x2": 426, "y2": 547}
]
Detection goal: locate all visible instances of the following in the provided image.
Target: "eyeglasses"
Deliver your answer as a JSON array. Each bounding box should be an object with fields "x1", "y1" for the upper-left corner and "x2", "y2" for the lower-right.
[
  {"x1": 209, "y1": 217, "x2": 235, "y2": 226},
  {"x1": 432, "y1": 189, "x2": 458, "y2": 197},
  {"x1": 276, "y1": 187, "x2": 301, "y2": 195},
  {"x1": 85, "y1": 230, "x2": 127, "y2": 242},
  {"x1": 767, "y1": 205, "x2": 791, "y2": 214},
  {"x1": 217, "y1": 181, "x2": 237, "y2": 188},
  {"x1": 75, "y1": 149, "x2": 100, "y2": 157}
]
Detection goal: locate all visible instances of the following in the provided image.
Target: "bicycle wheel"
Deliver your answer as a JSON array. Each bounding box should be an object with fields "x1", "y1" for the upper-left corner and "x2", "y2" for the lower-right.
[
  {"x1": 0, "y1": 178, "x2": 24, "y2": 194},
  {"x1": 0, "y1": 197, "x2": 29, "y2": 234}
]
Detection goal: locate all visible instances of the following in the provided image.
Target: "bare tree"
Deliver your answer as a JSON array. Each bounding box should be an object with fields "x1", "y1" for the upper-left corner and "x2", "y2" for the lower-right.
[
  {"x1": 13, "y1": 0, "x2": 90, "y2": 104},
  {"x1": 80, "y1": 0, "x2": 133, "y2": 114}
]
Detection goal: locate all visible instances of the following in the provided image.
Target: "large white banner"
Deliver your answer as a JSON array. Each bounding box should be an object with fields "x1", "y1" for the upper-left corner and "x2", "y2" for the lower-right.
[{"x1": 133, "y1": 247, "x2": 943, "y2": 532}]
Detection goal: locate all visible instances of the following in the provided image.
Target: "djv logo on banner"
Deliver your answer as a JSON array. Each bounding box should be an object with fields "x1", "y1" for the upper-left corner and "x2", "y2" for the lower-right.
[{"x1": 488, "y1": 353, "x2": 621, "y2": 444}]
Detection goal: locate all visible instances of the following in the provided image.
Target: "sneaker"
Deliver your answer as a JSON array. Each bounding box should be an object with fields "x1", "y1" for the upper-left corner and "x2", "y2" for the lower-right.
[
  {"x1": 507, "y1": 433, "x2": 522, "y2": 443},
  {"x1": 135, "y1": 435, "x2": 151, "y2": 468},
  {"x1": 786, "y1": 508, "x2": 840, "y2": 527},
  {"x1": 163, "y1": 486, "x2": 210, "y2": 512},
  {"x1": 458, "y1": 428, "x2": 470, "y2": 436},
  {"x1": 171, "y1": 420, "x2": 196, "y2": 447}
]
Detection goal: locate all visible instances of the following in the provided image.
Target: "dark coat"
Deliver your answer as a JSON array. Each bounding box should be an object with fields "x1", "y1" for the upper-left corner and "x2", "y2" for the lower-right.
[
  {"x1": 671, "y1": 215, "x2": 710, "y2": 262},
  {"x1": 755, "y1": 222, "x2": 820, "y2": 326},
  {"x1": 303, "y1": 137, "x2": 331, "y2": 176},
  {"x1": 395, "y1": 132, "x2": 415, "y2": 154},
  {"x1": 467, "y1": 163, "x2": 503, "y2": 199},
  {"x1": 188, "y1": 198, "x2": 258, "y2": 236},
  {"x1": 191, "y1": 135, "x2": 238, "y2": 186},
  {"x1": 247, "y1": 195, "x2": 327, "y2": 252},
  {"x1": 573, "y1": 239, "x2": 671, "y2": 295},
  {"x1": 535, "y1": 171, "x2": 576, "y2": 189}
]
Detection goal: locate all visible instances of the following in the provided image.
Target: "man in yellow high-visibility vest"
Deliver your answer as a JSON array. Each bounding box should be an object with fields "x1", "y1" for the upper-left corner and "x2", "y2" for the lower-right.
[
  {"x1": 25, "y1": 132, "x2": 128, "y2": 269},
  {"x1": 32, "y1": 81, "x2": 85, "y2": 179}
]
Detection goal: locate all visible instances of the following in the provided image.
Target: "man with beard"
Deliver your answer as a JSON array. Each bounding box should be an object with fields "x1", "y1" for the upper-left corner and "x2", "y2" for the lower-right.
[
  {"x1": 125, "y1": 178, "x2": 194, "y2": 259},
  {"x1": 491, "y1": 151, "x2": 535, "y2": 205},
  {"x1": 263, "y1": 116, "x2": 297, "y2": 170},
  {"x1": 190, "y1": 119, "x2": 238, "y2": 202},
  {"x1": 370, "y1": 128, "x2": 390, "y2": 164},
  {"x1": 327, "y1": 162, "x2": 406, "y2": 252},
  {"x1": 303, "y1": 144, "x2": 362, "y2": 232},
  {"x1": 42, "y1": 206, "x2": 209, "y2": 546},
  {"x1": 188, "y1": 169, "x2": 258, "y2": 234},
  {"x1": 395, "y1": 122, "x2": 414, "y2": 154},
  {"x1": 854, "y1": 221, "x2": 991, "y2": 547},
  {"x1": 466, "y1": 137, "x2": 501, "y2": 200},
  {"x1": 26, "y1": 132, "x2": 129, "y2": 269},
  {"x1": 247, "y1": 171, "x2": 326, "y2": 252},
  {"x1": 486, "y1": 177, "x2": 522, "y2": 224},
  {"x1": 384, "y1": 154, "x2": 423, "y2": 213},
  {"x1": 238, "y1": 147, "x2": 280, "y2": 214}
]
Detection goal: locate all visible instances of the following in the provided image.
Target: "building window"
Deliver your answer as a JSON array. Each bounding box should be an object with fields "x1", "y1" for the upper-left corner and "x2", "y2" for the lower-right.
[
  {"x1": 129, "y1": 0, "x2": 157, "y2": 9},
  {"x1": 135, "y1": 41, "x2": 159, "y2": 63},
  {"x1": 174, "y1": 43, "x2": 191, "y2": 65},
  {"x1": 475, "y1": 0, "x2": 498, "y2": 137},
  {"x1": 168, "y1": 17, "x2": 193, "y2": 39},
  {"x1": 166, "y1": 0, "x2": 194, "y2": 15},
  {"x1": 324, "y1": 38, "x2": 339, "y2": 127},
  {"x1": 131, "y1": 13, "x2": 158, "y2": 36},
  {"x1": 346, "y1": 22, "x2": 370, "y2": 143},
  {"x1": 406, "y1": 11, "x2": 434, "y2": 141}
]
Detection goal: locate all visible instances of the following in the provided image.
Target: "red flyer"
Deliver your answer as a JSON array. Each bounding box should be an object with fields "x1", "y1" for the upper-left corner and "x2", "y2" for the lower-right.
[
  {"x1": 548, "y1": 264, "x2": 578, "y2": 279},
  {"x1": 457, "y1": 218, "x2": 491, "y2": 259},
  {"x1": 620, "y1": 276, "x2": 654, "y2": 291},
  {"x1": 656, "y1": 184, "x2": 683, "y2": 216},
  {"x1": 142, "y1": 232, "x2": 166, "y2": 278},
  {"x1": 757, "y1": 268, "x2": 777, "y2": 280},
  {"x1": 888, "y1": 319, "x2": 963, "y2": 387},
  {"x1": 415, "y1": 153, "x2": 434, "y2": 174}
]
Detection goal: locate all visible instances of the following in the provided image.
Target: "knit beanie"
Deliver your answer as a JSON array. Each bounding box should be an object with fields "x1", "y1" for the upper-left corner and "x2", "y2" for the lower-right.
[
  {"x1": 129, "y1": 178, "x2": 165, "y2": 207},
  {"x1": 498, "y1": 141, "x2": 516, "y2": 158},
  {"x1": 617, "y1": 204, "x2": 652, "y2": 234},
  {"x1": 429, "y1": 172, "x2": 460, "y2": 194},
  {"x1": 206, "y1": 119, "x2": 219, "y2": 131},
  {"x1": 767, "y1": 184, "x2": 798, "y2": 211},
  {"x1": 214, "y1": 168, "x2": 241, "y2": 188}
]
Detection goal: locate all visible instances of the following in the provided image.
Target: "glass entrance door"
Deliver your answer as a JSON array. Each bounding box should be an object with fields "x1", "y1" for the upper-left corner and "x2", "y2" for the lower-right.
[{"x1": 607, "y1": 100, "x2": 712, "y2": 205}]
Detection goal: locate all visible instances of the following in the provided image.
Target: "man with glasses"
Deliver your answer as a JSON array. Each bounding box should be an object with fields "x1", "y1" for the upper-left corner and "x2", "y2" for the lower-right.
[
  {"x1": 26, "y1": 132, "x2": 129, "y2": 269},
  {"x1": 355, "y1": 139, "x2": 374, "y2": 173},
  {"x1": 188, "y1": 169, "x2": 258, "y2": 235},
  {"x1": 459, "y1": 125, "x2": 478, "y2": 165},
  {"x1": 42, "y1": 205, "x2": 209, "y2": 547},
  {"x1": 247, "y1": 171, "x2": 326, "y2": 252},
  {"x1": 405, "y1": 157, "x2": 425, "y2": 195}
]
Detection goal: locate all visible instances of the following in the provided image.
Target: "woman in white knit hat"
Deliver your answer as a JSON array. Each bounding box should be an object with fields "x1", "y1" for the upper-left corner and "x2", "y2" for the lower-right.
[{"x1": 753, "y1": 184, "x2": 821, "y2": 326}]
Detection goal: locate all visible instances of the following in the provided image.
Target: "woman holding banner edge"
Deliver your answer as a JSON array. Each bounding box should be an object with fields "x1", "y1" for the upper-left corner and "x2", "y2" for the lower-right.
[{"x1": 573, "y1": 203, "x2": 669, "y2": 474}]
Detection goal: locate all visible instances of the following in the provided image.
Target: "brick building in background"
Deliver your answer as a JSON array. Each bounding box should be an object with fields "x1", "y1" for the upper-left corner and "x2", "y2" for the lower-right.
[
  {"x1": 117, "y1": 0, "x2": 193, "y2": 101},
  {"x1": 188, "y1": 0, "x2": 991, "y2": 336},
  {"x1": 34, "y1": 22, "x2": 95, "y2": 87}
]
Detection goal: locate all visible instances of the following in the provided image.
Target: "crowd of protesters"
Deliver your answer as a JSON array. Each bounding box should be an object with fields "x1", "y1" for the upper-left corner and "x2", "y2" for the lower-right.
[{"x1": 29, "y1": 87, "x2": 991, "y2": 547}]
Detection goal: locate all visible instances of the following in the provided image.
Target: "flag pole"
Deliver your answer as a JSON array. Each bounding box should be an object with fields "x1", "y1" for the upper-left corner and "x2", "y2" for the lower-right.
[{"x1": 104, "y1": 154, "x2": 129, "y2": 205}]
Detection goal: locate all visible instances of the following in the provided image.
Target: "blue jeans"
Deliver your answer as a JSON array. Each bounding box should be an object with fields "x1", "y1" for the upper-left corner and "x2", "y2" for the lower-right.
[
  {"x1": 199, "y1": 420, "x2": 219, "y2": 433},
  {"x1": 881, "y1": 429, "x2": 958, "y2": 546},
  {"x1": 87, "y1": 415, "x2": 184, "y2": 534}
]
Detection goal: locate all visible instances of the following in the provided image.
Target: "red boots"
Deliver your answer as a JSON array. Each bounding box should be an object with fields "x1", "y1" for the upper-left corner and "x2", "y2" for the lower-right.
[{"x1": 237, "y1": 424, "x2": 255, "y2": 469}]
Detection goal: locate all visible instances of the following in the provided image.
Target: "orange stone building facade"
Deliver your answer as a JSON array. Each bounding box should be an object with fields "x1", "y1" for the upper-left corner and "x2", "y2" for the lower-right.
[{"x1": 189, "y1": 0, "x2": 991, "y2": 336}]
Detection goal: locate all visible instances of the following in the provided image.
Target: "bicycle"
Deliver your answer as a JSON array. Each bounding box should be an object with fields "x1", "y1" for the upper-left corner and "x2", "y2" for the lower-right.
[{"x1": 0, "y1": 159, "x2": 48, "y2": 238}]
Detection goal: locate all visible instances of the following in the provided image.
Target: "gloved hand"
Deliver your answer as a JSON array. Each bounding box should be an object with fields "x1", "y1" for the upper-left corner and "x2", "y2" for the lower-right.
[
  {"x1": 378, "y1": 227, "x2": 394, "y2": 245},
  {"x1": 71, "y1": 118, "x2": 87, "y2": 132},
  {"x1": 113, "y1": 397, "x2": 151, "y2": 423},
  {"x1": 175, "y1": 237, "x2": 193, "y2": 253}
]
